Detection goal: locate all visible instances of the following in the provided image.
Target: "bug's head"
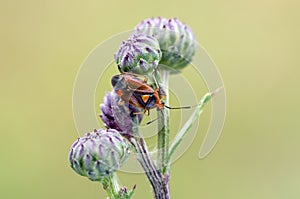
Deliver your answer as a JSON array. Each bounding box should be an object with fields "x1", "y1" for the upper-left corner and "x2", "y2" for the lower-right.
[{"x1": 156, "y1": 101, "x2": 165, "y2": 110}]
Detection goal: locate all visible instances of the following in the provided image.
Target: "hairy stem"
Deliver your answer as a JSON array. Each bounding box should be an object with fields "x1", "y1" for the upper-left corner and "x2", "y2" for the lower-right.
[
  {"x1": 157, "y1": 70, "x2": 170, "y2": 175},
  {"x1": 131, "y1": 115, "x2": 170, "y2": 199},
  {"x1": 102, "y1": 174, "x2": 120, "y2": 199}
]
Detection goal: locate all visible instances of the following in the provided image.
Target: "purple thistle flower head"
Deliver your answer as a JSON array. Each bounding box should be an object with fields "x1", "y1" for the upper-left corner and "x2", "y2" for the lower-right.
[
  {"x1": 69, "y1": 129, "x2": 130, "y2": 181},
  {"x1": 115, "y1": 34, "x2": 162, "y2": 75},
  {"x1": 134, "y1": 17, "x2": 197, "y2": 72},
  {"x1": 100, "y1": 91, "x2": 143, "y2": 136}
]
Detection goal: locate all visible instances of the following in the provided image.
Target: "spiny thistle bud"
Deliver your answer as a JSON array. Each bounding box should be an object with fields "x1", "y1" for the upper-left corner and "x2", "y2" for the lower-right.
[
  {"x1": 115, "y1": 34, "x2": 162, "y2": 75},
  {"x1": 134, "y1": 17, "x2": 197, "y2": 72},
  {"x1": 100, "y1": 91, "x2": 143, "y2": 136},
  {"x1": 69, "y1": 129, "x2": 130, "y2": 181}
]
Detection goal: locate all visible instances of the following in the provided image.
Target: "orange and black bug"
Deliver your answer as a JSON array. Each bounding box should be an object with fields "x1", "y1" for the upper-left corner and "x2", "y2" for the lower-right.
[
  {"x1": 111, "y1": 73, "x2": 195, "y2": 116},
  {"x1": 111, "y1": 73, "x2": 165, "y2": 115}
]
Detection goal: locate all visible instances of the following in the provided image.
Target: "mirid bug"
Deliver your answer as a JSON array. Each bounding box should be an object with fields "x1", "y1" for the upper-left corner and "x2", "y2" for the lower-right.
[
  {"x1": 111, "y1": 73, "x2": 196, "y2": 116},
  {"x1": 111, "y1": 73, "x2": 165, "y2": 115}
]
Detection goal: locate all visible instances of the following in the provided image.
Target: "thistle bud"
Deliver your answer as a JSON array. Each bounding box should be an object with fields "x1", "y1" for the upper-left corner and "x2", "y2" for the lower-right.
[
  {"x1": 69, "y1": 129, "x2": 130, "y2": 181},
  {"x1": 115, "y1": 34, "x2": 162, "y2": 75},
  {"x1": 100, "y1": 91, "x2": 143, "y2": 136},
  {"x1": 134, "y1": 17, "x2": 197, "y2": 72}
]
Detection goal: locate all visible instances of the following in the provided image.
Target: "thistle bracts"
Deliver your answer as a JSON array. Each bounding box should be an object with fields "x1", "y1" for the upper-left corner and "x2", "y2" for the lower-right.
[
  {"x1": 69, "y1": 129, "x2": 130, "y2": 182},
  {"x1": 115, "y1": 34, "x2": 162, "y2": 75},
  {"x1": 134, "y1": 17, "x2": 197, "y2": 72},
  {"x1": 100, "y1": 91, "x2": 143, "y2": 136}
]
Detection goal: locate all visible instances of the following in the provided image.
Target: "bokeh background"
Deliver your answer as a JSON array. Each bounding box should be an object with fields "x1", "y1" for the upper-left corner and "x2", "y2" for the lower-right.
[{"x1": 1, "y1": 0, "x2": 299, "y2": 198}]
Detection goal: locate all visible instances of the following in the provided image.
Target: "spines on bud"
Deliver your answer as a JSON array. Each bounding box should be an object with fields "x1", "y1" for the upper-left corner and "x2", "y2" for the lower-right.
[
  {"x1": 134, "y1": 17, "x2": 197, "y2": 72},
  {"x1": 69, "y1": 129, "x2": 130, "y2": 181},
  {"x1": 115, "y1": 34, "x2": 162, "y2": 75}
]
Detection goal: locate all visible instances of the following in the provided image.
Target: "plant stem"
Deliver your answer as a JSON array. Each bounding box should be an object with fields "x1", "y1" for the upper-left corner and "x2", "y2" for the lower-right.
[
  {"x1": 131, "y1": 115, "x2": 170, "y2": 199},
  {"x1": 102, "y1": 174, "x2": 120, "y2": 199},
  {"x1": 103, "y1": 172, "x2": 137, "y2": 199},
  {"x1": 157, "y1": 70, "x2": 170, "y2": 175},
  {"x1": 157, "y1": 109, "x2": 169, "y2": 175}
]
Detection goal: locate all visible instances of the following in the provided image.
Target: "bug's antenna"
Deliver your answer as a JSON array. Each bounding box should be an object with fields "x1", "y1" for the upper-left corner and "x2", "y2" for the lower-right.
[
  {"x1": 164, "y1": 86, "x2": 224, "y2": 110},
  {"x1": 164, "y1": 105, "x2": 192, "y2": 109}
]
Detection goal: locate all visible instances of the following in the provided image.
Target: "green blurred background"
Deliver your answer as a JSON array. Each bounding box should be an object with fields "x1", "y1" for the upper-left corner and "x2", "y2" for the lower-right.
[{"x1": 1, "y1": 0, "x2": 299, "y2": 198}]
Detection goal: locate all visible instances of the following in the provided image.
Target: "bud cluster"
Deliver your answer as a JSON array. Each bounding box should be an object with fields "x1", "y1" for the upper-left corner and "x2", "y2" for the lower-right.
[
  {"x1": 69, "y1": 17, "x2": 198, "y2": 199},
  {"x1": 115, "y1": 17, "x2": 197, "y2": 74}
]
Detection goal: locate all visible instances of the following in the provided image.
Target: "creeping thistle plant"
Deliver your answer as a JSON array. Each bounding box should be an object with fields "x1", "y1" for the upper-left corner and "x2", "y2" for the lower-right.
[{"x1": 69, "y1": 17, "x2": 219, "y2": 199}]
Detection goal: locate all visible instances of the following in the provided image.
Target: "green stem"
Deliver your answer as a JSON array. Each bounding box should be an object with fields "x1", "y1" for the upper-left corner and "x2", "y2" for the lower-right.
[
  {"x1": 157, "y1": 70, "x2": 170, "y2": 175},
  {"x1": 131, "y1": 115, "x2": 170, "y2": 199},
  {"x1": 103, "y1": 173, "x2": 136, "y2": 199},
  {"x1": 102, "y1": 174, "x2": 120, "y2": 199},
  {"x1": 157, "y1": 109, "x2": 169, "y2": 174}
]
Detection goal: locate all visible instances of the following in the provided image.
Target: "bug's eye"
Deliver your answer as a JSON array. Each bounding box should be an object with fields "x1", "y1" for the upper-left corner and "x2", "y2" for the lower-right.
[{"x1": 111, "y1": 75, "x2": 120, "y2": 87}]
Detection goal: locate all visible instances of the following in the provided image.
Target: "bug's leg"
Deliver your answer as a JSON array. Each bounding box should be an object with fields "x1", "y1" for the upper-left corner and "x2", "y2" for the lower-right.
[
  {"x1": 142, "y1": 75, "x2": 148, "y2": 83},
  {"x1": 133, "y1": 111, "x2": 144, "y2": 115},
  {"x1": 151, "y1": 69, "x2": 160, "y2": 90},
  {"x1": 140, "y1": 117, "x2": 160, "y2": 126},
  {"x1": 144, "y1": 109, "x2": 150, "y2": 116},
  {"x1": 122, "y1": 71, "x2": 134, "y2": 76},
  {"x1": 158, "y1": 85, "x2": 166, "y2": 99},
  {"x1": 122, "y1": 72, "x2": 142, "y2": 78},
  {"x1": 123, "y1": 71, "x2": 148, "y2": 84}
]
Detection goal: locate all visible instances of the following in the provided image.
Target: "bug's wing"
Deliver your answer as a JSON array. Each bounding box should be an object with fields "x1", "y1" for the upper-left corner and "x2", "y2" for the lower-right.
[{"x1": 128, "y1": 92, "x2": 145, "y2": 109}]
